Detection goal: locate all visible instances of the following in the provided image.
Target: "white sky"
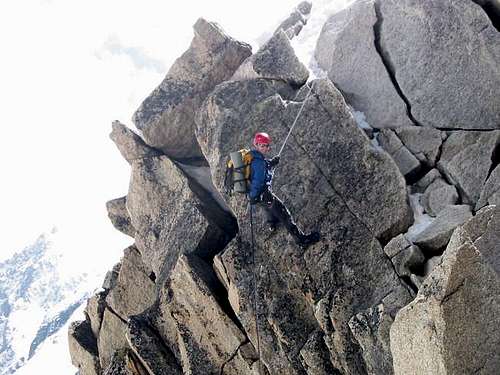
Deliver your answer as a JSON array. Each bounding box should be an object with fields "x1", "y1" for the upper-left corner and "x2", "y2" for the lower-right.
[{"x1": 0, "y1": 0, "x2": 309, "y2": 266}]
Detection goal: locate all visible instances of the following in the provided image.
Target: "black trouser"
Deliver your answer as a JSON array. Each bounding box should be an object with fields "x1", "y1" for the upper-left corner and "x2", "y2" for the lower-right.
[{"x1": 257, "y1": 189, "x2": 303, "y2": 238}]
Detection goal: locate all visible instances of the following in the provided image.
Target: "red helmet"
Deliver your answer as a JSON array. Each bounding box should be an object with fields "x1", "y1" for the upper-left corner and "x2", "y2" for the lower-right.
[{"x1": 254, "y1": 132, "x2": 271, "y2": 145}]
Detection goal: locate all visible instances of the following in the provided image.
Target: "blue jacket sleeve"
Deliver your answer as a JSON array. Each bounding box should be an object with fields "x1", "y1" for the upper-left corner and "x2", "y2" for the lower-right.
[{"x1": 249, "y1": 158, "x2": 266, "y2": 199}]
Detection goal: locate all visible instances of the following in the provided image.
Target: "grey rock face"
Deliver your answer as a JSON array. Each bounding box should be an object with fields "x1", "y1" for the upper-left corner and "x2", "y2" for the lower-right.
[
  {"x1": 126, "y1": 154, "x2": 223, "y2": 285},
  {"x1": 423, "y1": 255, "x2": 442, "y2": 278},
  {"x1": 383, "y1": 234, "x2": 411, "y2": 258},
  {"x1": 414, "y1": 168, "x2": 442, "y2": 193},
  {"x1": 98, "y1": 309, "x2": 129, "y2": 370},
  {"x1": 84, "y1": 291, "x2": 107, "y2": 340},
  {"x1": 103, "y1": 349, "x2": 148, "y2": 375},
  {"x1": 392, "y1": 245, "x2": 425, "y2": 279},
  {"x1": 299, "y1": 331, "x2": 339, "y2": 375},
  {"x1": 378, "y1": 129, "x2": 420, "y2": 178},
  {"x1": 197, "y1": 77, "x2": 412, "y2": 373},
  {"x1": 349, "y1": 303, "x2": 395, "y2": 375},
  {"x1": 394, "y1": 127, "x2": 445, "y2": 167},
  {"x1": 153, "y1": 255, "x2": 249, "y2": 375},
  {"x1": 378, "y1": 0, "x2": 500, "y2": 129},
  {"x1": 105, "y1": 246, "x2": 155, "y2": 319},
  {"x1": 476, "y1": 165, "x2": 500, "y2": 210},
  {"x1": 384, "y1": 235, "x2": 425, "y2": 280},
  {"x1": 232, "y1": 30, "x2": 309, "y2": 85},
  {"x1": 253, "y1": 30, "x2": 309, "y2": 86},
  {"x1": 421, "y1": 179, "x2": 459, "y2": 217},
  {"x1": 437, "y1": 131, "x2": 500, "y2": 205},
  {"x1": 106, "y1": 197, "x2": 135, "y2": 237},
  {"x1": 414, "y1": 205, "x2": 473, "y2": 253},
  {"x1": 68, "y1": 320, "x2": 101, "y2": 375},
  {"x1": 110, "y1": 121, "x2": 161, "y2": 164},
  {"x1": 315, "y1": 0, "x2": 413, "y2": 129},
  {"x1": 126, "y1": 317, "x2": 182, "y2": 375},
  {"x1": 132, "y1": 18, "x2": 252, "y2": 159},
  {"x1": 198, "y1": 78, "x2": 412, "y2": 242},
  {"x1": 103, "y1": 263, "x2": 121, "y2": 291},
  {"x1": 391, "y1": 206, "x2": 500, "y2": 374}
]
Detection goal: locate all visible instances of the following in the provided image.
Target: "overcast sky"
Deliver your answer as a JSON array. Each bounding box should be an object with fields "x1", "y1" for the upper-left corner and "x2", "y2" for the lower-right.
[{"x1": 0, "y1": 0, "x2": 313, "y2": 268}]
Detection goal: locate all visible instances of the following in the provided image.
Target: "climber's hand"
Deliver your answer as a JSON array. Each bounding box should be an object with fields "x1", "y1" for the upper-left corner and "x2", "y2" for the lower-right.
[{"x1": 269, "y1": 155, "x2": 280, "y2": 167}]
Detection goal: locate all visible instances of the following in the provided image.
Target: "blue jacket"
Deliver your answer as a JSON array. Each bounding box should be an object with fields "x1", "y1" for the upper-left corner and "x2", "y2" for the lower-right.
[{"x1": 249, "y1": 150, "x2": 273, "y2": 199}]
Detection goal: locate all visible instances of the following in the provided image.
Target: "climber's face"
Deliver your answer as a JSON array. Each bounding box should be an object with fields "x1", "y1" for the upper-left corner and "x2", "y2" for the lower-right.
[{"x1": 255, "y1": 142, "x2": 270, "y2": 155}]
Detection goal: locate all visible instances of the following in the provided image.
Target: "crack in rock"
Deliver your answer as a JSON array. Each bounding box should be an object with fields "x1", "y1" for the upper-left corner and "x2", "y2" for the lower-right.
[{"x1": 373, "y1": 0, "x2": 421, "y2": 127}]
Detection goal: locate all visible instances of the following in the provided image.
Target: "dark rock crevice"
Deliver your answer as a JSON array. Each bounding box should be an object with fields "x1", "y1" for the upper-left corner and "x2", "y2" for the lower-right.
[
  {"x1": 486, "y1": 142, "x2": 500, "y2": 180},
  {"x1": 219, "y1": 339, "x2": 248, "y2": 375},
  {"x1": 373, "y1": 0, "x2": 422, "y2": 127},
  {"x1": 471, "y1": 0, "x2": 500, "y2": 31},
  {"x1": 187, "y1": 254, "x2": 246, "y2": 334},
  {"x1": 176, "y1": 161, "x2": 238, "y2": 239}
]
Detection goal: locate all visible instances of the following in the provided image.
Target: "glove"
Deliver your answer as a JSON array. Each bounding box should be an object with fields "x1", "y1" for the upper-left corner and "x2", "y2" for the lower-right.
[{"x1": 269, "y1": 155, "x2": 280, "y2": 167}]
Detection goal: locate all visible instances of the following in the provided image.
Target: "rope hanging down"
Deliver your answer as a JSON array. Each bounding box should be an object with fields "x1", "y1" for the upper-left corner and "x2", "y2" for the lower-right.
[
  {"x1": 277, "y1": 82, "x2": 314, "y2": 157},
  {"x1": 249, "y1": 203, "x2": 262, "y2": 374}
]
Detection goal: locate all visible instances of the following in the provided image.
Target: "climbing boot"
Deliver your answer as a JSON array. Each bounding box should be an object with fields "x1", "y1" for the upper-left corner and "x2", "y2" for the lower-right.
[
  {"x1": 268, "y1": 222, "x2": 277, "y2": 233},
  {"x1": 295, "y1": 231, "x2": 320, "y2": 248}
]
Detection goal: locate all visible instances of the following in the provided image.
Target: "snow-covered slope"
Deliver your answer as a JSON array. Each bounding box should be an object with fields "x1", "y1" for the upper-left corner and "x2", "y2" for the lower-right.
[{"x1": 0, "y1": 230, "x2": 98, "y2": 375}]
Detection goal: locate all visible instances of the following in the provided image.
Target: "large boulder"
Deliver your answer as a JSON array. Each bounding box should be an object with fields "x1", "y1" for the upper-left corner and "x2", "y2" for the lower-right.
[
  {"x1": 98, "y1": 309, "x2": 129, "y2": 370},
  {"x1": 273, "y1": 1, "x2": 312, "y2": 39},
  {"x1": 390, "y1": 206, "x2": 500, "y2": 374},
  {"x1": 132, "y1": 18, "x2": 252, "y2": 160},
  {"x1": 126, "y1": 317, "x2": 182, "y2": 375},
  {"x1": 378, "y1": 129, "x2": 421, "y2": 178},
  {"x1": 377, "y1": 0, "x2": 500, "y2": 129},
  {"x1": 421, "y1": 179, "x2": 459, "y2": 217},
  {"x1": 102, "y1": 349, "x2": 148, "y2": 375},
  {"x1": 126, "y1": 153, "x2": 232, "y2": 286},
  {"x1": 84, "y1": 291, "x2": 107, "y2": 340},
  {"x1": 394, "y1": 127, "x2": 445, "y2": 167},
  {"x1": 106, "y1": 197, "x2": 135, "y2": 237},
  {"x1": 68, "y1": 320, "x2": 101, "y2": 375},
  {"x1": 413, "y1": 205, "x2": 473, "y2": 253},
  {"x1": 151, "y1": 254, "x2": 250, "y2": 375},
  {"x1": 105, "y1": 246, "x2": 156, "y2": 320},
  {"x1": 197, "y1": 78, "x2": 412, "y2": 242},
  {"x1": 437, "y1": 130, "x2": 500, "y2": 205},
  {"x1": 476, "y1": 165, "x2": 500, "y2": 210},
  {"x1": 231, "y1": 30, "x2": 309, "y2": 85},
  {"x1": 110, "y1": 121, "x2": 161, "y2": 164},
  {"x1": 315, "y1": 0, "x2": 413, "y2": 129},
  {"x1": 197, "y1": 77, "x2": 412, "y2": 373}
]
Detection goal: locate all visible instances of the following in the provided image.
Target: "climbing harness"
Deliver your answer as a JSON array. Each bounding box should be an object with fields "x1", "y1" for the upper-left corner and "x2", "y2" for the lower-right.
[
  {"x1": 249, "y1": 202, "x2": 263, "y2": 374},
  {"x1": 277, "y1": 82, "x2": 314, "y2": 158}
]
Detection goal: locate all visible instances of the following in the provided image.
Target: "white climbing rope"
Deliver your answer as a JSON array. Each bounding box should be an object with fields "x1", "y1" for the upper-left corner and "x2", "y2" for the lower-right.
[{"x1": 277, "y1": 82, "x2": 314, "y2": 157}]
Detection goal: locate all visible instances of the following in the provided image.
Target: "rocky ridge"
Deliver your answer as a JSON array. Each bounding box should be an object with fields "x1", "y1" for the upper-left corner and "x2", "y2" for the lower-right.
[{"x1": 69, "y1": 1, "x2": 500, "y2": 374}]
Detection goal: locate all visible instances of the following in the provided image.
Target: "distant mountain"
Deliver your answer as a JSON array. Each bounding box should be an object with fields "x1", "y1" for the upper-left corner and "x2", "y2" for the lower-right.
[{"x1": 0, "y1": 231, "x2": 93, "y2": 375}]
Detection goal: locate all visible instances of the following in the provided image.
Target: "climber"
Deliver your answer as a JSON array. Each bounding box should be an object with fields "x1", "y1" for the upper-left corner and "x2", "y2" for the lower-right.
[{"x1": 249, "y1": 132, "x2": 320, "y2": 248}]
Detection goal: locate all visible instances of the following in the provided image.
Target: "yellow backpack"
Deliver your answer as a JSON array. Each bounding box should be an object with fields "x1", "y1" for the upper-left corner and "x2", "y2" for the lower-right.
[{"x1": 224, "y1": 149, "x2": 253, "y2": 195}]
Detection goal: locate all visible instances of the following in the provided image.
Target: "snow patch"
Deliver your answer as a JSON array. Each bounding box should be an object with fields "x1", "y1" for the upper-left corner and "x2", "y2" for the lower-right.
[
  {"x1": 291, "y1": 0, "x2": 355, "y2": 79},
  {"x1": 406, "y1": 192, "x2": 435, "y2": 242}
]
